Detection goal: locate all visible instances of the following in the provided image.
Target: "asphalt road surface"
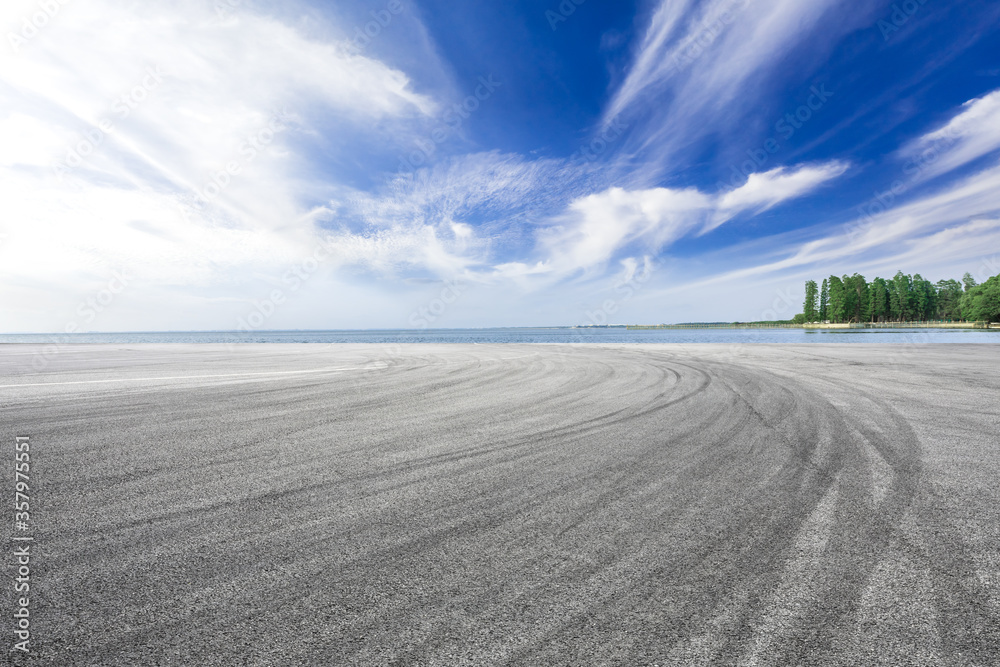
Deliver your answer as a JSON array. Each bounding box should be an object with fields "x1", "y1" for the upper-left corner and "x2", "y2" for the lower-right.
[{"x1": 2, "y1": 344, "x2": 999, "y2": 666}]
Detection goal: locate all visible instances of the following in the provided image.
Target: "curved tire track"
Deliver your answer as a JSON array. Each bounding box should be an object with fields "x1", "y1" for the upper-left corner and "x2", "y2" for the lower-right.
[{"x1": 2, "y1": 343, "x2": 998, "y2": 666}]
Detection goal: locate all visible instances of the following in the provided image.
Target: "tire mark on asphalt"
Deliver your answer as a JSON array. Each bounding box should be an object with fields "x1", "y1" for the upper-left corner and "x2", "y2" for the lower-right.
[{"x1": 7, "y1": 344, "x2": 999, "y2": 665}]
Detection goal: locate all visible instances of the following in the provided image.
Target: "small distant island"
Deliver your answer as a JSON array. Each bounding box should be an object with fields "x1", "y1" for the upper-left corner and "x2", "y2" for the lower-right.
[{"x1": 627, "y1": 269, "x2": 1000, "y2": 329}]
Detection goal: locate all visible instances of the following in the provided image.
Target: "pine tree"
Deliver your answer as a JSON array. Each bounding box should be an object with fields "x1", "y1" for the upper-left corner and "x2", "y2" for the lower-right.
[
  {"x1": 935, "y1": 279, "x2": 963, "y2": 319},
  {"x1": 886, "y1": 280, "x2": 898, "y2": 321},
  {"x1": 871, "y1": 278, "x2": 889, "y2": 322},
  {"x1": 828, "y1": 276, "x2": 846, "y2": 323},
  {"x1": 841, "y1": 275, "x2": 858, "y2": 322},
  {"x1": 850, "y1": 273, "x2": 870, "y2": 323},
  {"x1": 912, "y1": 274, "x2": 936, "y2": 320},
  {"x1": 803, "y1": 280, "x2": 819, "y2": 322},
  {"x1": 781, "y1": 270, "x2": 999, "y2": 324},
  {"x1": 892, "y1": 271, "x2": 912, "y2": 320}
]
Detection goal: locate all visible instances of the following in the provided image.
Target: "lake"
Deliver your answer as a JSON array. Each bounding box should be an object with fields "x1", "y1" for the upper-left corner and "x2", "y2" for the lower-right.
[{"x1": 2, "y1": 327, "x2": 999, "y2": 345}]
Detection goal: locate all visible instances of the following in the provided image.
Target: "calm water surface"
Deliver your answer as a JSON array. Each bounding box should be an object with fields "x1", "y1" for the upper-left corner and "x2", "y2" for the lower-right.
[{"x1": 2, "y1": 328, "x2": 999, "y2": 344}]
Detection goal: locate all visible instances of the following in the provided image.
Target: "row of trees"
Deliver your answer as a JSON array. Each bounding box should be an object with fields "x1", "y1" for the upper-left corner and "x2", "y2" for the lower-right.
[{"x1": 802, "y1": 271, "x2": 1000, "y2": 323}]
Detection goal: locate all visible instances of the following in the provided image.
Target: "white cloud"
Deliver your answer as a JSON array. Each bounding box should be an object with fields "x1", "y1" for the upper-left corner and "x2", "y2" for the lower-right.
[
  {"x1": 0, "y1": 113, "x2": 69, "y2": 166},
  {"x1": 536, "y1": 160, "x2": 847, "y2": 277},
  {"x1": 540, "y1": 186, "x2": 710, "y2": 275},
  {"x1": 0, "y1": 0, "x2": 441, "y2": 329},
  {"x1": 604, "y1": 0, "x2": 695, "y2": 123},
  {"x1": 616, "y1": 166, "x2": 1000, "y2": 323},
  {"x1": 2, "y1": 1, "x2": 992, "y2": 332},
  {"x1": 301, "y1": 153, "x2": 847, "y2": 294},
  {"x1": 670, "y1": 159, "x2": 1000, "y2": 292},
  {"x1": 903, "y1": 88, "x2": 1000, "y2": 182},
  {"x1": 593, "y1": 0, "x2": 895, "y2": 198},
  {"x1": 707, "y1": 161, "x2": 849, "y2": 231},
  {"x1": 604, "y1": 0, "x2": 848, "y2": 152},
  {"x1": 327, "y1": 151, "x2": 577, "y2": 279}
]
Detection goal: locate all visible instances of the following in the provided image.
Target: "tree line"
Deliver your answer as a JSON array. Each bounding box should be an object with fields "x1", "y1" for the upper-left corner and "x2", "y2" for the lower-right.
[{"x1": 801, "y1": 271, "x2": 1000, "y2": 323}]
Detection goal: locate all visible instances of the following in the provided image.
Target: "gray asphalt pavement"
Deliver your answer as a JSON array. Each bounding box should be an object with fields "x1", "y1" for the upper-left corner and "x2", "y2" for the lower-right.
[{"x1": 2, "y1": 343, "x2": 999, "y2": 666}]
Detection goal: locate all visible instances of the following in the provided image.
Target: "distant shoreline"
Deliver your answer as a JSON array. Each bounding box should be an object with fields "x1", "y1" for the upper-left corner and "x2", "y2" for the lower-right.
[{"x1": 621, "y1": 321, "x2": 994, "y2": 330}]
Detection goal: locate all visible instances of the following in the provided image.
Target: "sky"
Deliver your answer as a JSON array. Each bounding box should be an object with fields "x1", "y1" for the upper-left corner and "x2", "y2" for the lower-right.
[{"x1": 2, "y1": 0, "x2": 1000, "y2": 332}]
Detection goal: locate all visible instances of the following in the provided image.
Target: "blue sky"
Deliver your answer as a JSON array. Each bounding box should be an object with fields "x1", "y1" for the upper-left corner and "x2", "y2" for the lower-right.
[{"x1": 2, "y1": 0, "x2": 1000, "y2": 331}]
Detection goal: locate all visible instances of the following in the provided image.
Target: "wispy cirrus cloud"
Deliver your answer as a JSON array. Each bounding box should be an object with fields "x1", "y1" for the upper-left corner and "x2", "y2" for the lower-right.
[
  {"x1": 0, "y1": 0, "x2": 440, "y2": 320},
  {"x1": 603, "y1": 0, "x2": 874, "y2": 182},
  {"x1": 621, "y1": 85, "x2": 1000, "y2": 320},
  {"x1": 708, "y1": 161, "x2": 849, "y2": 232},
  {"x1": 319, "y1": 155, "x2": 847, "y2": 288},
  {"x1": 602, "y1": 0, "x2": 697, "y2": 124},
  {"x1": 325, "y1": 151, "x2": 580, "y2": 278},
  {"x1": 671, "y1": 157, "x2": 1000, "y2": 295},
  {"x1": 2, "y1": 0, "x2": 998, "y2": 331},
  {"x1": 901, "y1": 89, "x2": 1000, "y2": 182}
]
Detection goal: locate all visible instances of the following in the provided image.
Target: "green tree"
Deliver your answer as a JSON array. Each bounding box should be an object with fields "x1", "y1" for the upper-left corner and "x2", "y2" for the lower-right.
[
  {"x1": 841, "y1": 275, "x2": 856, "y2": 322},
  {"x1": 935, "y1": 279, "x2": 963, "y2": 320},
  {"x1": 787, "y1": 270, "x2": 998, "y2": 323},
  {"x1": 828, "y1": 276, "x2": 846, "y2": 323},
  {"x1": 891, "y1": 271, "x2": 912, "y2": 320},
  {"x1": 819, "y1": 278, "x2": 828, "y2": 321},
  {"x1": 803, "y1": 280, "x2": 818, "y2": 322},
  {"x1": 849, "y1": 273, "x2": 870, "y2": 322},
  {"x1": 912, "y1": 274, "x2": 936, "y2": 320},
  {"x1": 960, "y1": 274, "x2": 1000, "y2": 322},
  {"x1": 871, "y1": 277, "x2": 889, "y2": 322},
  {"x1": 885, "y1": 280, "x2": 897, "y2": 321}
]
